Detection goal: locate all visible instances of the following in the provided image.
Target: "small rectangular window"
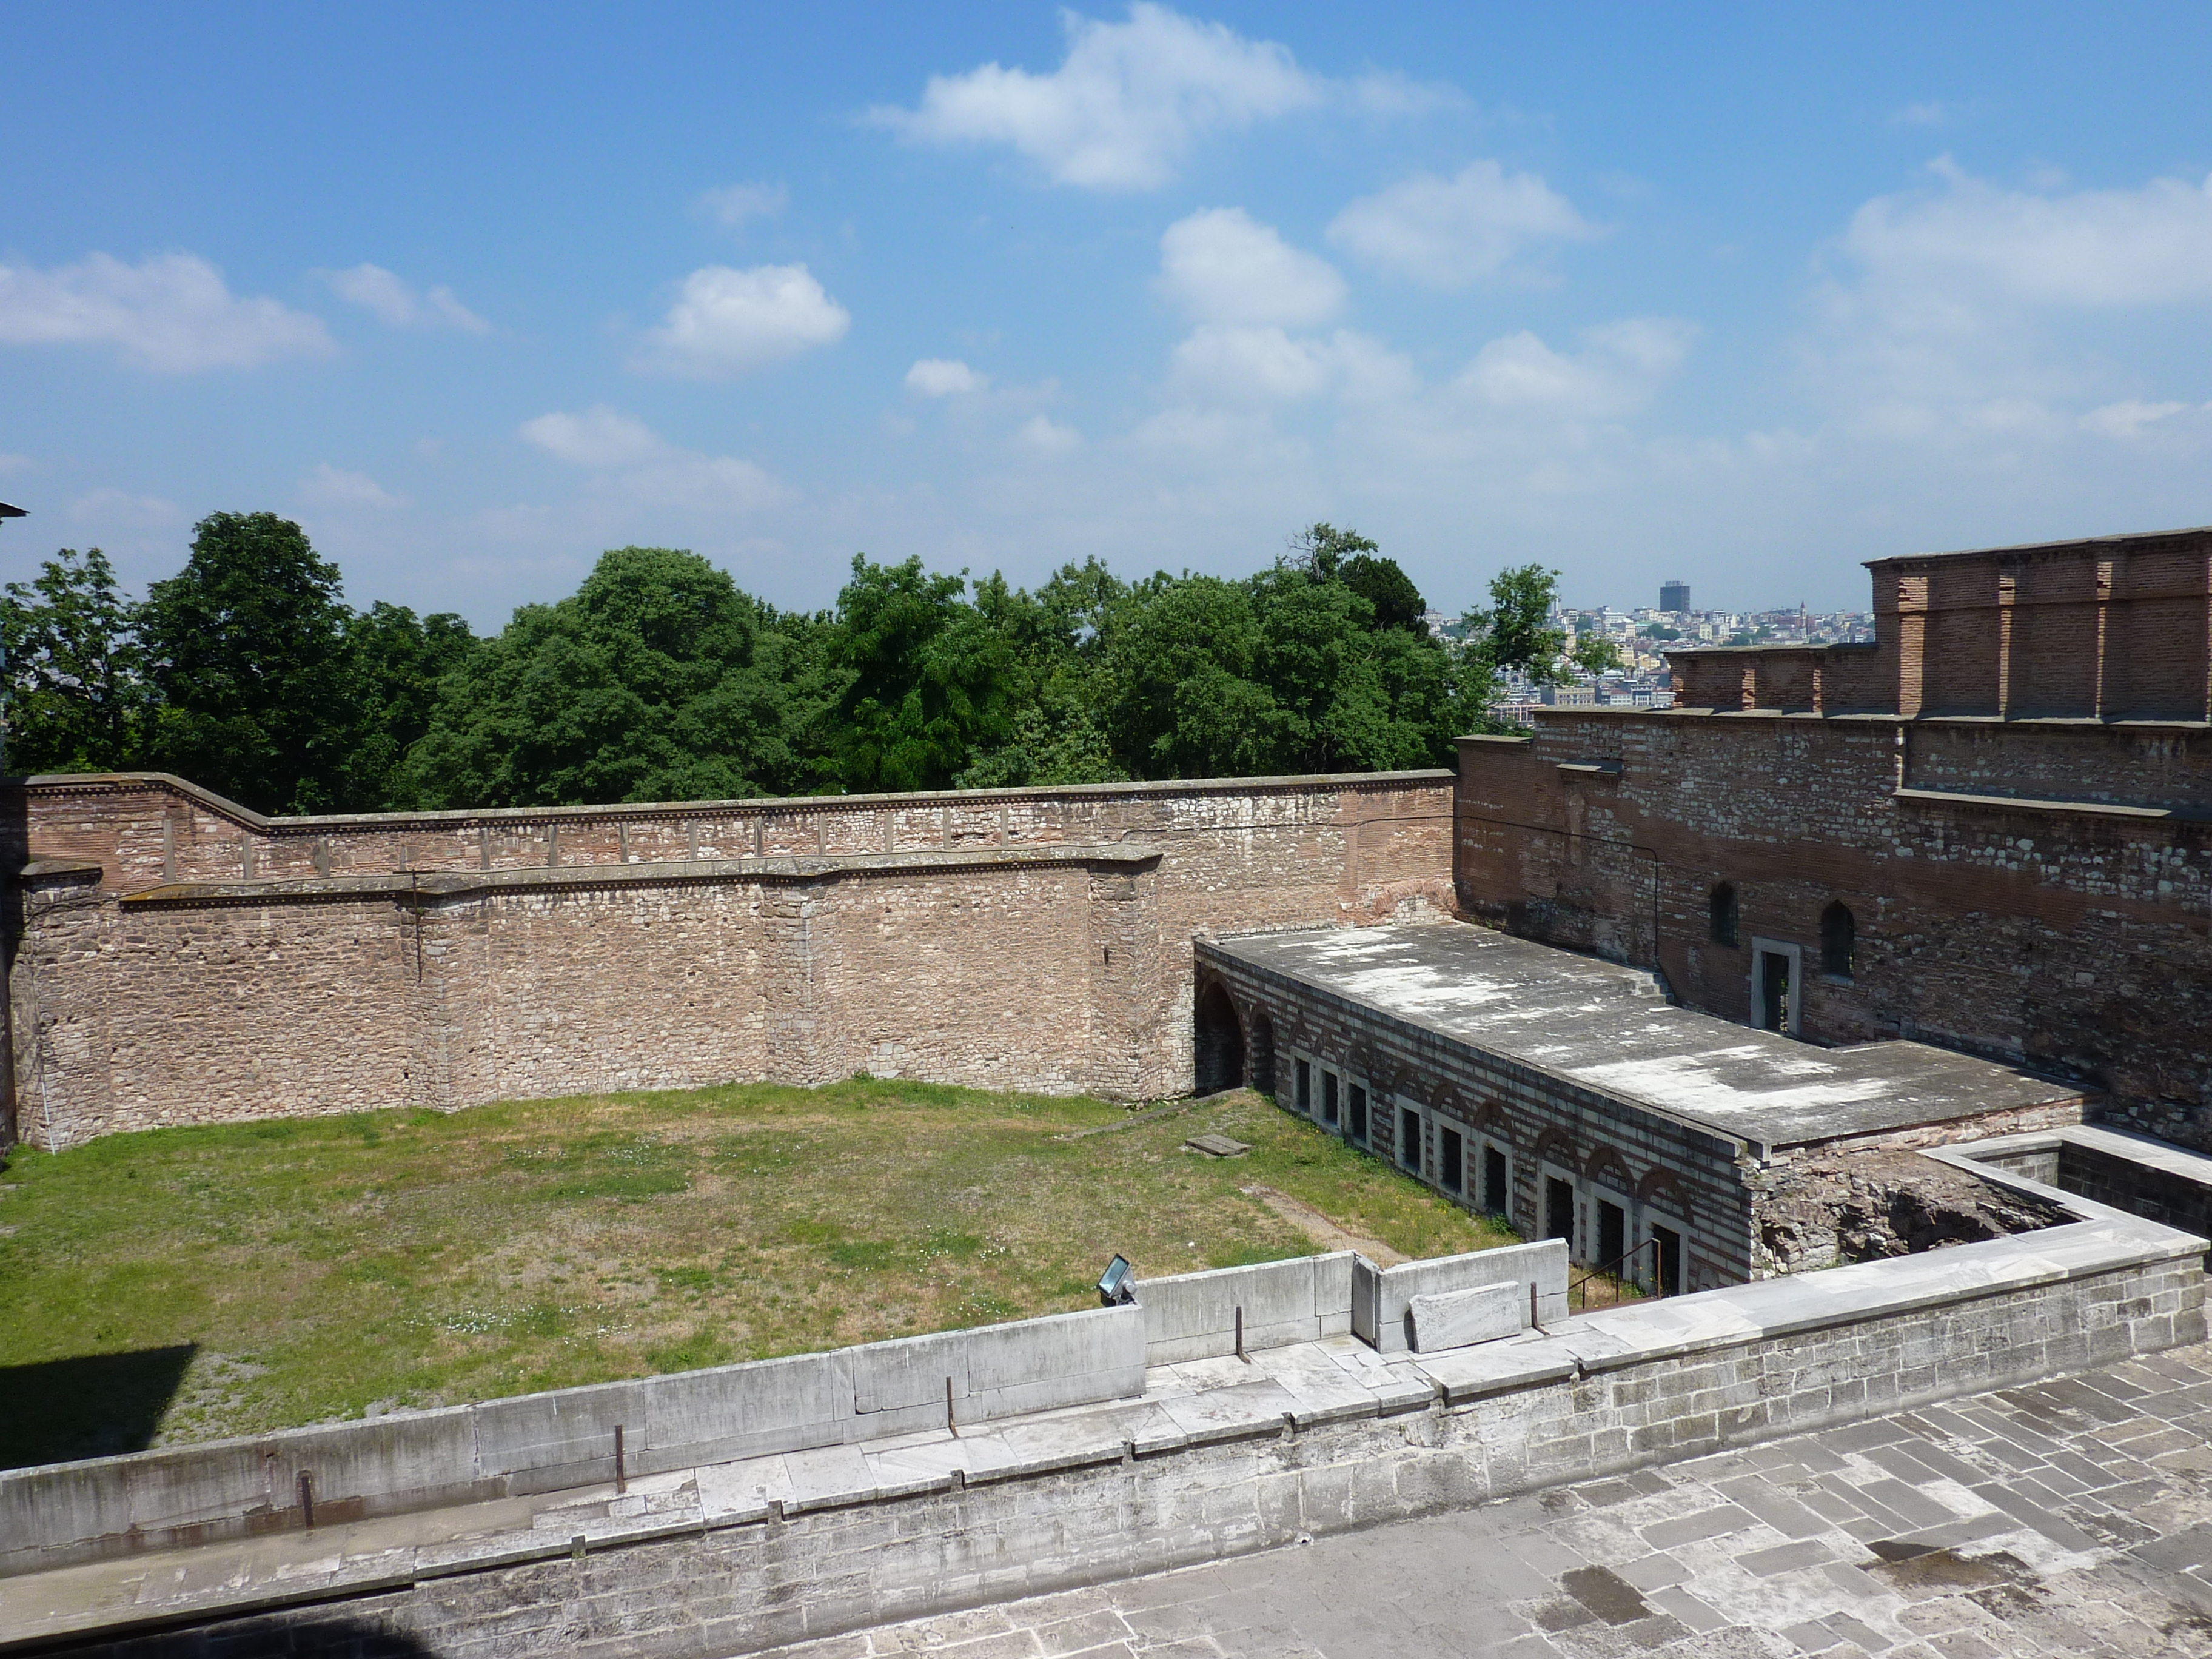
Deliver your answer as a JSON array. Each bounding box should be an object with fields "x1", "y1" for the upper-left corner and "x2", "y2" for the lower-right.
[
  {"x1": 1483, "y1": 1145, "x2": 1509, "y2": 1215},
  {"x1": 1597, "y1": 1200, "x2": 1626, "y2": 1268},
  {"x1": 1295, "y1": 1059, "x2": 1310, "y2": 1114},
  {"x1": 1349, "y1": 1085, "x2": 1368, "y2": 1143},
  {"x1": 1438, "y1": 1127, "x2": 1463, "y2": 1193},
  {"x1": 1545, "y1": 1176, "x2": 1574, "y2": 1244},
  {"x1": 1399, "y1": 1107, "x2": 1421, "y2": 1173},
  {"x1": 1322, "y1": 1071, "x2": 1339, "y2": 1125}
]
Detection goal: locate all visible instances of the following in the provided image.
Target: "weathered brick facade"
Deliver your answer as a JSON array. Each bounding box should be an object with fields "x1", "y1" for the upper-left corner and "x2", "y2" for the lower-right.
[
  {"x1": 1, "y1": 771, "x2": 1455, "y2": 1148},
  {"x1": 1459, "y1": 527, "x2": 2212, "y2": 1145}
]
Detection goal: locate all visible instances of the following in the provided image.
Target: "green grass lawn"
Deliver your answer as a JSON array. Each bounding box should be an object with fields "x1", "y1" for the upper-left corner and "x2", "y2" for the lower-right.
[{"x1": 0, "y1": 1081, "x2": 1513, "y2": 1467}]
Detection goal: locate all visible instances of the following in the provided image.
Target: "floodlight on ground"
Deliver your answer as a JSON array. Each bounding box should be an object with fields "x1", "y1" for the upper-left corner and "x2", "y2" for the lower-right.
[{"x1": 1096, "y1": 1254, "x2": 1134, "y2": 1307}]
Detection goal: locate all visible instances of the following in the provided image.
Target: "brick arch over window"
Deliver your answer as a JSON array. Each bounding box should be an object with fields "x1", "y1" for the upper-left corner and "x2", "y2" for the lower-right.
[
  {"x1": 1386, "y1": 1064, "x2": 1424, "y2": 1104},
  {"x1": 1428, "y1": 1081, "x2": 1470, "y2": 1123},
  {"x1": 1637, "y1": 1167, "x2": 1692, "y2": 1219},
  {"x1": 1584, "y1": 1144, "x2": 1635, "y2": 1191},
  {"x1": 1471, "y1": 1099, "x2": 1517, "y2": 1145},
  {"x1": 1532, "y1": 1127, "x2": 1578, "y2": 1170}
]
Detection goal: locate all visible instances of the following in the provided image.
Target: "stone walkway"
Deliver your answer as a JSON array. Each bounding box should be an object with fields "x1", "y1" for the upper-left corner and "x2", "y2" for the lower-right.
[{"x1": 754, "y1": 1344, "x2": 2212, "y2": 1659}]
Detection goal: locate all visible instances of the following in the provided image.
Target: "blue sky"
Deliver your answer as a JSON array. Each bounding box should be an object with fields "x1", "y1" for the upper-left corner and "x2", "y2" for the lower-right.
[{"x1": 6, "y1": 3, "x2": 2212, "y2": 627}]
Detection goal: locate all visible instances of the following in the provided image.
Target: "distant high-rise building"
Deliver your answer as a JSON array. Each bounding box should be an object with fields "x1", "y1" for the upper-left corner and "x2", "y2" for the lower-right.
[{"x1": 1660, "y1": 579, "x2": 1690, "y2": 613}]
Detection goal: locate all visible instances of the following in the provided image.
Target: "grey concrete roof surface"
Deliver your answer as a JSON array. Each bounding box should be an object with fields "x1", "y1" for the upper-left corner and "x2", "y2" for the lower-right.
[{"x1": 1206, "y1": 922, "x2": 2080, "y2": 1151}]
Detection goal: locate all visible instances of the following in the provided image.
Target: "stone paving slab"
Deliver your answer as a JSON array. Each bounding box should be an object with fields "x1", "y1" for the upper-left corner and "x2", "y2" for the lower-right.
[{"x1": 754, "y1": 1342, "x2": 2212, "y2": 1658}]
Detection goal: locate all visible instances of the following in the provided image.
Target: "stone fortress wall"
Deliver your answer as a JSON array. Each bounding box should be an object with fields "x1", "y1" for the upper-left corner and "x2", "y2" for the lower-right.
[
  {"x1": 1456, "y1": 526, "x2": 2212, "y2": 1147},
  {"x1": 0, "y1": 769, "x2": 1455, "y2": 1148}
]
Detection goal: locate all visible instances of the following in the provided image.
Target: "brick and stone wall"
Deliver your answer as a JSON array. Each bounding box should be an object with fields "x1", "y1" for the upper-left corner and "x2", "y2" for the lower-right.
[
  {"x1": 1454, "y1": 713, "x2": 2212, "y2": 1141},
  {"x1": 2, "y1": 771, "x2": 1454, "y2": 1148}
]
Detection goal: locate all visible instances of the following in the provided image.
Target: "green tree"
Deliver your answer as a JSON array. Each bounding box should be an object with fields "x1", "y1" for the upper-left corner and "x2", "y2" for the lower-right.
[
  {"x1": 138, "y1": 512, "x2": 356, "y2": 814},
  {"x1": 826, "y1": 555, "x2": 1019, "y2": 793},
  {"x1": 403, "y1": 546, "x2": 825, "y2": 808},
  {"x1": 337, "y1": 603, "x2": 477, "y2": 810},
  {"x1": 1462, "y1": 563, "x2": 1620, "y2": 684},
  {"x1": 0, "y1": 548, "x2": 151, "y2": 774}
]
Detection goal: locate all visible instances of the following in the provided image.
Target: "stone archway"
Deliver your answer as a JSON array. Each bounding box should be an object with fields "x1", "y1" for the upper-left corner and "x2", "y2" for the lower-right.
[
  {"x1": 1246, "y1": 1009, "x2": 1276, "y2": 1096},
  {"x1": 1193, "y1": 979, "x2": 1245, "y2": 1095}
]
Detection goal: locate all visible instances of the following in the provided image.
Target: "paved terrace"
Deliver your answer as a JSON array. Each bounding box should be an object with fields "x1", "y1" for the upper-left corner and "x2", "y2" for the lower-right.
[
  {"x1": 1214, "y1": 924, "x2": 2082, "y2": 1151},
  {"x1": 0, "y1": 1219, "x2": 2184, "y2": 1654},
  {"x1": 761, "y1": 1342, "x2": 2212, "y2": 1659}
]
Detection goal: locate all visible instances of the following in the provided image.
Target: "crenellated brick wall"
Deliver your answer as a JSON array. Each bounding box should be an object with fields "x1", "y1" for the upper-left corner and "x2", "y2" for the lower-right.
[{"x1": 1460, "y1": 525, "x2": 2212, "y2": 1148}]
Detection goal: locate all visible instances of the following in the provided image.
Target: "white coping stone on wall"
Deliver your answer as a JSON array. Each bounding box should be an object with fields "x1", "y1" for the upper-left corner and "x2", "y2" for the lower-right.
[
  {"x1": 1407, "y1": 1281, "x2": 1526, "y2": 1352},
  {"x1": 1355, "y1": 1239, "x2": 1569, "y2": 1354},
  {"x1": 1135, "y1": 1252, "x2": 1358, "y2": 1364}
]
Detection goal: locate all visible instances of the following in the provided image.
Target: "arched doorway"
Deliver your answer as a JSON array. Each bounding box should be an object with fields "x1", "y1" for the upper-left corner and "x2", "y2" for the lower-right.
[
  {"x1": 1193, "y1": 980, "x2": 1245, "y2": 1095},
  {"x1": 1247, "y1": 1011, "x2": 1276, "y2": 1096}
]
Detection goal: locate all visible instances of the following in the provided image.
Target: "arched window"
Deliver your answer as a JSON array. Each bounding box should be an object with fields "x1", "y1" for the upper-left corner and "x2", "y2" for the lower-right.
[
  {"x1": 1708, "y1": 883, "x2": 1738, "y2": 947},
  {"x1": 1822, "y1": 902, "x2": 1855, "y2": 979}
]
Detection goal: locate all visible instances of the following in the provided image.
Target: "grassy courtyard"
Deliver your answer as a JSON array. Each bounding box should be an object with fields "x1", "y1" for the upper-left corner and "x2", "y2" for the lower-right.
[{"x1": 0, "y1": 1081, "x2": 1512, "y2": 1468}]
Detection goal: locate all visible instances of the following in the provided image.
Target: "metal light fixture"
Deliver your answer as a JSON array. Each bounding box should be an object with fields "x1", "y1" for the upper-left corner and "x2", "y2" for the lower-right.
[{"x1": 1096, "y1": 1255, "x2": 1134, "y2": 1307}]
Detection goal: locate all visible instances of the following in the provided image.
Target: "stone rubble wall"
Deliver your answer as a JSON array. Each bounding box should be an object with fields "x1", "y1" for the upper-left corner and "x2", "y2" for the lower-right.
[{"x1": 2, "y1": 771, "x2": 1455, "y2": 1148}]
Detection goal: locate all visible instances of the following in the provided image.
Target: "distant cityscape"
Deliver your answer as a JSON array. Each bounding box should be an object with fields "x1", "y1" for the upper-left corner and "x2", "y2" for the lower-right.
[{"x1": 1423, "y1": 579, "x2": 1877, "y2": 726}]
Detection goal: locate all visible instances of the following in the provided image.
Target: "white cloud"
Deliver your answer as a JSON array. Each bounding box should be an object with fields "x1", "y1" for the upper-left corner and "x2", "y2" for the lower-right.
[
  {"x1": 0, "y1": 252, "x2": 334, "y2": 372},
  {"x1": 520, "y1": 406, "x2": 666, "y2": 469},
  {"x1": 871, "y1": 3, "x2": 1321, "y2": 190},
  {"x1": 1842, "y1": 161, "x2": 2212, "y2": 307},
  {"x1": 698, "y1": 182, "x2": 789, "y2": 227},
  {"x1": 1455, "y1": 319, "x2": 1695, "y2": 418},
  {"x1": 67, "y1": 488, "x2": 182, "y2": 529},
  {"x1": 633, "y1": 264, "x2": 850, "y2": 378},
  {"x1": 1156, "y1": 208, "x2": 1346, "y2": 326},
  {"x1": 319, "y1": 264, "x2": 489, "y2": 332},
  {"x1": 0, "y1": 452, "x2": 35, "y2": 475},
  {"x1": 301, "y1": 463, "x2": 407, "y2": 509},
  {"x1": 1016, "y1": 415, "x2": 1083, "y2": 455},
  {"x1": 520, "y1": 406, "x2": 786, "y2": 512},
  {"x1": 907, "y1": 357, "x2": 988, "y2": 396},
  {"x1": 1167, "y1": 324, "x2": 1412, "y2": 405},
  {"x1": 1891, "y1": 101, "x2": 1949, "y2": 128},
  {"x1": 1327, "y1": 160, "x2": 1597, "y2": 287},
  {"x1": 2079, "y1": 399, "x2": 2193, "y2": 439}
]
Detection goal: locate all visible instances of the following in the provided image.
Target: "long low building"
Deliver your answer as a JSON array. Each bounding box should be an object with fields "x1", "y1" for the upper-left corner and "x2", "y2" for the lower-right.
[{"x1": 1195, "y1": 920, "x2": 2086, "y2": 1290}]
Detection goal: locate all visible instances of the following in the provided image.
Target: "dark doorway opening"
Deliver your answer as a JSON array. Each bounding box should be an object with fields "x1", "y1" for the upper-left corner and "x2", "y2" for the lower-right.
[
  {"x1": 1757, "y1": 951, "x2": 1791, "y2": 1031},
  {"x1": 1438, "y1": 1127, "x2": 1463, "y2": 1193},
  {"x1": 1546, "y1": 1176, "x2": 1575, "y2": 1247},
  {"x1": 1322, "y1": 1071, "x2": 1339, "y2": 1125},
  {"x1": 1483, "y1": 1145, "x2": 1509, "y2": 1216},
  {"x1": 1651, "y1": 1225, "x2": 1684, "y2": 1296},
  {"x1": 1194, "y1": 981, "x2": 1244, "y2": 1093},
  {"x1": 1295, "y1": 1059, "x2": 1310, "y2": 1114},
  {"x1": 1596, "y1": 1201, "x2": 1626, "y2": 1269},
  {"x1": 1348, "y1": 1084, "x2": 1368, "y2": 1144},
  {"x1": 1822, "y1": 902, "x2": 1855, "y2": 979},
  {"x1": 1247, "y1": 1012, "x2": 1276, "y2": 1096},
  {"x1": 1399, "y1": 1107, "x2": 1422, "y2": 1174}
]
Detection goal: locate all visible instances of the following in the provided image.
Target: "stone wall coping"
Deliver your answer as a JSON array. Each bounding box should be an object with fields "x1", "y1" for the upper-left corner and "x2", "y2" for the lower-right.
[
  {"x1": 7, "y1": 767, "x2": 1456, "y2": 836},
  {"x1": 110, "y1": 842, "x2": 1172, "y2": 908},
  {"x1": 1938, "y1": 1123, "x2": 2212, "y2": 1199},
  {"x1": 4, "y1": 1206, "x2": 2199, "y2": 1647},
  {"x1": 1892, "y1": 785, "x2": 2180, "y2": 822},
  {"x1": 1519, "y1": 705, "x2": 2212, "y2": 732}
]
